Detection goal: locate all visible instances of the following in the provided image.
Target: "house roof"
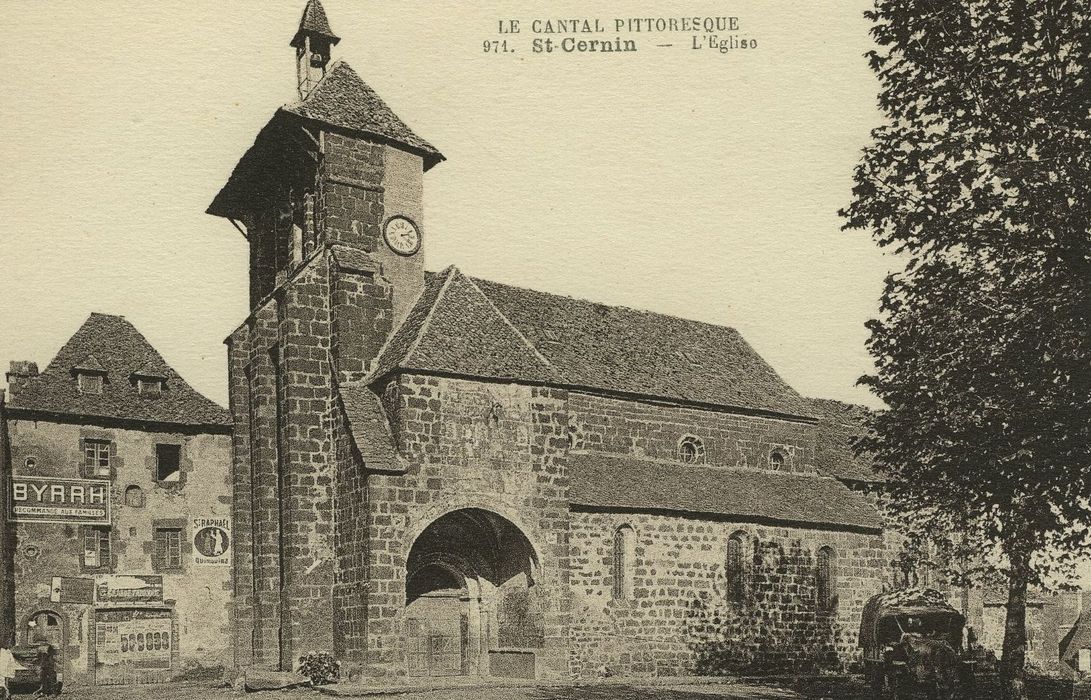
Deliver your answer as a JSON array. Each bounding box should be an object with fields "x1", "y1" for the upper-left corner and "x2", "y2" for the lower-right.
[
  {"x1": 208, "y1": 61, "x2": 443, "y2": 219},
  {"x1": 808, "y1": 397, "x2": 881, "y2": 483},
  {"x1": 291, "y1": 0, "x2": 339, "y2": 47},
  {"x1": 567, "y1": 451, "x2": 883, "y2": 531},
  {"x1": 6, "y1": 313, "x2": 231, "y2": 430},
  {"x1": 371, "y1": 267, "x2": 815, "y2": 420},
  {"x1": 1062, "y1": 612, "x2": 1091, "y2": 665}
]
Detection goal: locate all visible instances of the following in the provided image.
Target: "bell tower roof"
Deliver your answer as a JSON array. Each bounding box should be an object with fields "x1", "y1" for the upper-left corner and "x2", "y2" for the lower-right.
[{"x1": 290, "y1": 0, "x2": 340, "y2": 48}]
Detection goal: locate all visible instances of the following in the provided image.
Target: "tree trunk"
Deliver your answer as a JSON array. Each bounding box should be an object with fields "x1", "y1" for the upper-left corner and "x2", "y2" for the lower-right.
[{"x1": 999, "y1": 550, "x2": 1030, "y2": 700}]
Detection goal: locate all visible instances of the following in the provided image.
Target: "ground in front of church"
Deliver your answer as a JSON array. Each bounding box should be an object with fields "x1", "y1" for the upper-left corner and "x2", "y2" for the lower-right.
[{"x1": 8, "y1": 674, "x2": 1084, "y2": 699}]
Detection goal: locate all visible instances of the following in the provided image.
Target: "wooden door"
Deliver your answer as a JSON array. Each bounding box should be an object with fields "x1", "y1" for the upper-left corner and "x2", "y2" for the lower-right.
[
  {"x1": 406, "y1": 595, "x2": 467, "y2": 677},
  {"x1": 25, "y1": 610, "x2": 64, "y2": 679}
]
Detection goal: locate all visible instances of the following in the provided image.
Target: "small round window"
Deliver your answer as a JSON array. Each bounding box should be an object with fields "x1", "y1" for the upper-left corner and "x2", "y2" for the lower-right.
[
  {"x1": 24, "y1": 456, "x2": 37, "y2": 469},
  {"x1": 678, "y1": 436, "x2": 705, "y2": 464}
]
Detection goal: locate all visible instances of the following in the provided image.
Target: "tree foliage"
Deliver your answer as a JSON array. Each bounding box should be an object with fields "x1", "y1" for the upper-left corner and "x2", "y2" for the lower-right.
[{"x1": 843, "y1": 0, "x2": 1091, "y2": 694}]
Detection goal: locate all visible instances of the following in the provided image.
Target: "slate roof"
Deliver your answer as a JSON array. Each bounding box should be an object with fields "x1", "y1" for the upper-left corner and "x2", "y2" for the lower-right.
[
  {"x1": 567, "y1": 451, "x2": 883, "y2": 531},
  {"x1": 337, "y1": 382, "x2": 401, "y2": 472},
  {"x1": 291, "y1": 0, "x2": 339, "y2": 47},
  {"x1": 6, "y1": 314, "x2": 231, "y2": 430},
  {"x1": 808, "y1": 397, "x2": 880, "y2": 483},
  {"x1": 371, "y1": 267, "x2": 814, "y2": 419},
  {"x1": 1061, "y1": 612, "x2": 1091, "y2": 666},
  {"x1": 209, "y1": 61, "x2": 443, "y2": 219},
  {"x1": 283, "y1": 61, "x2": 442, "y2": 168}
]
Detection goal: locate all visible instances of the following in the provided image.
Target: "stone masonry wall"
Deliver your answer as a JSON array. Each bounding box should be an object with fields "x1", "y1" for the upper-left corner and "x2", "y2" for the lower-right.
[
  {"x1": 564, "y1": 391, "x2": 892, "y2": 677},
  {"x1": 568, "y1": 512, "x2": 888, "y2": 677},
  {"x1": 277, "y1": 256, "x2": 336, "y2": 664},
  {"x1": 360, "y1": 375, "x2": 571, "y2": 679},
  {"x1": 568, "y1": 393, "x2": 816, "y2": 473},
  {"x1": 228, "y1": 250, "x2": 339, "y2": 670},
  {"x1": 332, "y1": 394, "x2": 369, "y2": 664}
]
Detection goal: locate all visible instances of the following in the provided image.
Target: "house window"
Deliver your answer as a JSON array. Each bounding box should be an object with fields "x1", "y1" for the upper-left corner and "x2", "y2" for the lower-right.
[
  {"x1": 612, "y1": 525, "x2": 635, "y2": 601},
  {"x1": 725, "y1": 532, "x2": 747, "y2": 603},
  {"x1": 816, "y1": 546, "x2": 837, "y2": 613},
  {"x1": 137, "y1": 378, "x2": 162, "y2": 396},
  {"x1": 678, "y1": 436, "x2": 705, "y2": 464},
  {"x1": 156, "y1": 444, "x2": 181, "y2": 482},
  {"x1": 83, "y1": 527, "x2": 111, "y2": 570},
  {"x1": 153, "y1": 528, "x2": 184, "y2": 571},
  {"x1": 78, "y1": 373, "x2": 103, "y2": 395},
  {"x1": 84, "y1": 440, "x2": 111, "y2": 477},
  {"x1": 770, "y1": 451, "x2": 785, "y2": 470}
]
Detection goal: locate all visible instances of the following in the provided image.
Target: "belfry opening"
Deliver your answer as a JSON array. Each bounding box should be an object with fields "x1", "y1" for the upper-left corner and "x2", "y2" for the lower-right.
[{"x1": 405, "y1": 509, "x2": 543, "y2": 678}]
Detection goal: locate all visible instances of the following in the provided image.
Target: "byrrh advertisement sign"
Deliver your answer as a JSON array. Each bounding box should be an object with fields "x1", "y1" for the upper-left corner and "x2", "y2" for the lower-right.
[{"x1": 11, "y1": 476, "x2": 111, "y2": 525}]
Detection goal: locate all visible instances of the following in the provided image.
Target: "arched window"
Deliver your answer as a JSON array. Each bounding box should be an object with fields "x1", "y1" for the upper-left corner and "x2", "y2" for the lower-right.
[
  {"x1": 612, "y1": 525, "x2": 635, "y2": 601},
  {"x1": 725, "y1": 532, "x2": 747, "y2": 603},
  {"x1": 769, "y1": 451, "x2": 785, "y2": 470},
  {"x1": 678, "y1": 436, "x2": 705, "y2": 464},
  {"x1": 816, "y1": 546, "x2": 837, "y2": 613},
  {"x1": 124, "y1": 485, "x2": 145, "y2": 508}
]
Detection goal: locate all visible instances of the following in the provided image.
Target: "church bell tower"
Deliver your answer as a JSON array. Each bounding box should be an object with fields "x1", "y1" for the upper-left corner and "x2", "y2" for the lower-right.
[{"x1": 207, "y1": 0, "x2": 444, "y2": 672}]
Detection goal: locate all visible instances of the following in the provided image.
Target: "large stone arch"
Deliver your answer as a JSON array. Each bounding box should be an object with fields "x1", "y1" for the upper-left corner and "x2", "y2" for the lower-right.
[
  {"x1": 402, "y1": 498, "x2": 545, "y2": 568},
  {"x1": 403, "y1": 507, "x2": 545, "y2": 678}
]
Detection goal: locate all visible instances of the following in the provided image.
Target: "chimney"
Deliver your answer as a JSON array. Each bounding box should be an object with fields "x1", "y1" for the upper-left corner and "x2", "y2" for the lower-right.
[{"x1": 5, "y1": 361, "x2": 38, "y2": 404}]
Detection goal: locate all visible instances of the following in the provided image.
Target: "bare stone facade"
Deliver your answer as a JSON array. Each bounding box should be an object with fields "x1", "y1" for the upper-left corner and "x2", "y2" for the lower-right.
[{"x1": 0, "y1": 315, "x2": 233, "y2": 686}]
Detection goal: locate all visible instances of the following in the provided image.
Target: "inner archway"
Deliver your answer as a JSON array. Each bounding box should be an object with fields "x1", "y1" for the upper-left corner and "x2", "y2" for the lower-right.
[{"x1": 405, "y1": 508, "x2": 542, "y2": 677}]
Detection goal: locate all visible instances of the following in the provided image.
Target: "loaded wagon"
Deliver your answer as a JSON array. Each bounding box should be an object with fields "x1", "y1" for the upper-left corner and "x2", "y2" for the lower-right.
[{"x1": 859, "y1": 588, "x2": 975, "y2": 699}]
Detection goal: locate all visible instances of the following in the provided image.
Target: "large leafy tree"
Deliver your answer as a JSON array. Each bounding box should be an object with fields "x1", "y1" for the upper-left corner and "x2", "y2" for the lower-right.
[{"x1": 842, "y1": 1, "x2": 1091, "y2": 697}]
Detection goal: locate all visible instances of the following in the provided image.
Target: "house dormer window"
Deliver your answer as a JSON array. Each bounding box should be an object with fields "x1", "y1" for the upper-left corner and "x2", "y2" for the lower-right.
[
  {"x1": 137, "y1": 378, "x2": 163, "y2": 396},
  {"x1": 132, "y1": 368, "x2": 167, "y2": 397},
  {"x1": 73, "y1": 355, "x2": 106, "y2": 395},
  {"x1": 77, "y1": 373, "x2": 103, "y2": 395}
]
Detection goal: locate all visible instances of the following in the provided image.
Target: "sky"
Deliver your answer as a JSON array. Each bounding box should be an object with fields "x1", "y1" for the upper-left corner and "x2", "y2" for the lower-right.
[{"x1": 0, "y1": 1, "x2": 895, "y2": 410}]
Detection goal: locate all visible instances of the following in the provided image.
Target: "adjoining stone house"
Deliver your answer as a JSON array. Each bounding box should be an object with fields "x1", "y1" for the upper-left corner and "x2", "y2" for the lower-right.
[
  {"x1": 0, "y1": 313, "x2": 233, "y2": 687},
  {"x1": 208, "y1": 0, "x2": 900, "y2": 681}
]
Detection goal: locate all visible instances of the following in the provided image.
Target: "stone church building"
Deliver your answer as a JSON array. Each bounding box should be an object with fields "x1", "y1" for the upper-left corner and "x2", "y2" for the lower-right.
[{"x1": 210, "y1": 1, "x2": 894, "y2": 680}]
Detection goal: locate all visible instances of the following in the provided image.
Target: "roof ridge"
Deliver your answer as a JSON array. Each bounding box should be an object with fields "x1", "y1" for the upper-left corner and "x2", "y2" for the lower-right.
[
  {"x1": 363, "y1": 267, "x2": 451, "y2": 382},
  {"x1": 468, "y1": 274, "x2": 747, "y2": 337},
  {"x1": 401, "y1": 266, "x2": 459, "y2": 367},
  {"x1": 462, "y1": 275, "x2": 556, "y2": 372}
]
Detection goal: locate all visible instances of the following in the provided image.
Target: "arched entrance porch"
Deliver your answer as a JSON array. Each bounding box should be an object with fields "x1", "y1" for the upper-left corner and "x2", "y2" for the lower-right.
[{"x1": 405, "y1": 508, "x2": 543, "y2": 678}]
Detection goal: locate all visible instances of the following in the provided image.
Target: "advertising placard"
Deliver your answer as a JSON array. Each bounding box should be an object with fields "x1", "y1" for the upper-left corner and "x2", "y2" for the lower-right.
[
  {"x1": 95, "y1": 609, "x2": 172, "y2": 670},
  {"x1": 192, "y1": 517, "x2": 231, "y2": 566},
  {"x1": 95, "y1": 574, "x2": 164, "y2": 604},
  {"x1": 10, "y1": 476, "x2": 111, "y2": 525},
  {"x1": 50, "y1": 576, "x2": 95, "y2": 605}
]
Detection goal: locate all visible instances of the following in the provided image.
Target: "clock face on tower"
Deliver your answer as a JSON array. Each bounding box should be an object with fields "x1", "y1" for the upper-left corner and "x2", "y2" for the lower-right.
[{"x1": 383, "y1": 216, "x2": 421, "y2": 256}]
